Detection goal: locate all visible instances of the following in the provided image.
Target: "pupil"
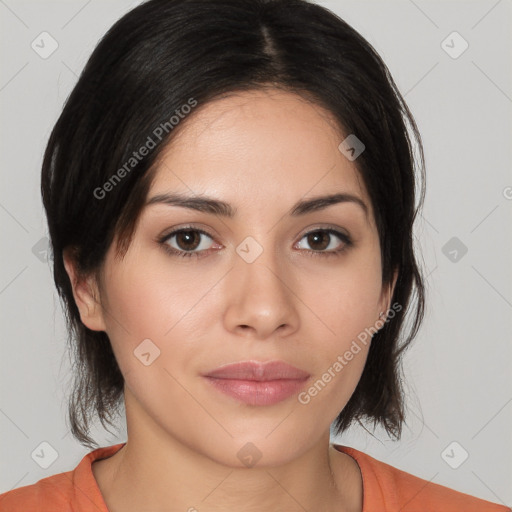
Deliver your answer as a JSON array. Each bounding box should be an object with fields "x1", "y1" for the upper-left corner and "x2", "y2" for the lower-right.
[
  {"x1": 309, "y1": 231, "x2": 328, "y2": 250},
  {"x1": 178, "y1": 230, "x2": 200, "y2": 250}
]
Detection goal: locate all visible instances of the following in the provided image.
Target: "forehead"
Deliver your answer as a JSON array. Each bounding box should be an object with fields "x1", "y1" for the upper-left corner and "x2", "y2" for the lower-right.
[{"x1": 148, "y1": 89, "x2": 372, "y2": 222}]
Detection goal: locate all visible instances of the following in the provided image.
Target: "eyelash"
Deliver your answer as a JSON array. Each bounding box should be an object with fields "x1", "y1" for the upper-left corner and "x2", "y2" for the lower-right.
[{"x1": 157, "y1": 225, "x2": 353, "y2": 260}]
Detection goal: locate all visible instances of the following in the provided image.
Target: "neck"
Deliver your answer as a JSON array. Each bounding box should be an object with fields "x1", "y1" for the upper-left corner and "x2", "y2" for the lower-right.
[{"x1": 92, "y1": 391, "x2": 362, "y2": 512}]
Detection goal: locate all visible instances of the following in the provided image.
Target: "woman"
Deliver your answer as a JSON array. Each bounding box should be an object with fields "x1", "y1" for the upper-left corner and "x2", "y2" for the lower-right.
[{"x1": 0, "y1": 0, "x2": 509, "y2": 510}]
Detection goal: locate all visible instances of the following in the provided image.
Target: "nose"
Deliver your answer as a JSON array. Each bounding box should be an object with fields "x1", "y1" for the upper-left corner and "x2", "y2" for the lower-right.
[{"x1": 222, "y1": 243, "x2": 300, "y2": 340}]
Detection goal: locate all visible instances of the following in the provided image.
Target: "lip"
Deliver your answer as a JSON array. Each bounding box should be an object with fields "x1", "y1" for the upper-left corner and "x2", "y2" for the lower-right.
[
  {"x1": 204, "y1": 360, "x2": 310, "y2": 380},
  {"x1": 203, "y1": 360, "x2": 310, "y2": 406}
]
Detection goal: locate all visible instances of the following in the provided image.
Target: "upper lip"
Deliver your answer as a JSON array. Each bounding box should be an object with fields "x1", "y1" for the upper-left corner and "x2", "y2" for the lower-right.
[{"x1": 204, "y1": 360, "x2": 310, "y2": 381}]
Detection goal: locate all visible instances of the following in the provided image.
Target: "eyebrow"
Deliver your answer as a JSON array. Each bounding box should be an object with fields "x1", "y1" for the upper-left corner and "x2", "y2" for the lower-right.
[{"x1": 145, "y1": 191, "x2": 369, "y2": 219}]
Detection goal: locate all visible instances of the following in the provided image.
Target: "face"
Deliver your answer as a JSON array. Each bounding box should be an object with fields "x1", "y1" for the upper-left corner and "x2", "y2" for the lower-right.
[{"x1": 65, "y1": 89, "x2": 396, "y2": 467}]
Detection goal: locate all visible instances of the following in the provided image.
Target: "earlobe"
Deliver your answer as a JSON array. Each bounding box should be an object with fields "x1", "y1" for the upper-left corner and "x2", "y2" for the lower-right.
[{"x1": 63, "y1": 249, "x2": 107, "y2": 332}]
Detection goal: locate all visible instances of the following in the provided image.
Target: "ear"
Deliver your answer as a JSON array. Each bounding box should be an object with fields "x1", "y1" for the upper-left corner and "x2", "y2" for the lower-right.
[
  {"x1": 378, "y1": 267, "x2": 399, "y2": 321},
  {"x1": 63, "y1": 248, "x2": 107, "y2": 332}
]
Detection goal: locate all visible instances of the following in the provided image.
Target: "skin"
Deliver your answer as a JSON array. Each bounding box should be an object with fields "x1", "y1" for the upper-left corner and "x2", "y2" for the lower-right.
[{"x1": 64, "y1": 88, "x2": 397, "y2": 512}]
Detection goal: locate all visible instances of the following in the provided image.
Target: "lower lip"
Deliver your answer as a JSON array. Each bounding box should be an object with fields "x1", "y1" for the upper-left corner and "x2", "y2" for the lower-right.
[{"x1": 203, "y1": 376, "x2": 309, "y2": 406}]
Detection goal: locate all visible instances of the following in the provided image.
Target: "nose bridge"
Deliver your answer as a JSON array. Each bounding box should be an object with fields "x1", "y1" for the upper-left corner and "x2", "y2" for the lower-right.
[
  {"x1": 234, "y1": 232, "x2": 287, "y2": 295},
  {"x1": 224, "y1": 231, "x2": 298, "y2": 335}
]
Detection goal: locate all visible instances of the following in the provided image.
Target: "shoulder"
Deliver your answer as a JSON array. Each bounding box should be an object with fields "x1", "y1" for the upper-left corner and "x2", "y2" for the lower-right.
[
  {"x1": 0, "y1": 443, "x2": 125, "y2": 511},
  {"x1": 334, "y1": 444, "x2": 511, "y2": 512},
  {"x1": 0, "y1": 471, "x2": 74, "y2": 510}
]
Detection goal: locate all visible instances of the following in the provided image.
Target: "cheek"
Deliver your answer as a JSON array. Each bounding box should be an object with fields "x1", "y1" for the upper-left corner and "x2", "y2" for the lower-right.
[
  {"x1": 102, "y1": 257, "x2": 210, "y2": 338},
  {"x1": 303, "y1": 257, "x2": 383, "y2": 344},
  {"x1": 298, "y1": 314, "x2": 372, "y2": 418},
  {"x1": 99, "y1": 254, "x2": 221, "y2": 382},
  {"x1": 295, "y1": 328, "x2": 371, "y2": 430},
  {"x1": 297, "y1": 254, "x2": 381, "y2": 402}
]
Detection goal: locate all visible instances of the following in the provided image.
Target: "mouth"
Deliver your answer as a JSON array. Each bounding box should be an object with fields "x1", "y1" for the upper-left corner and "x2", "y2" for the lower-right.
[{"x1": 202, "y1": 360, "x2": 310, "y2": 406}]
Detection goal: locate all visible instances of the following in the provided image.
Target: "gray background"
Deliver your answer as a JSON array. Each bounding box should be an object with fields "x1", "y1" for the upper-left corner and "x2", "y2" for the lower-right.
[{"x1": 1, "y1": 0, "x2": 511, "y2": 506}]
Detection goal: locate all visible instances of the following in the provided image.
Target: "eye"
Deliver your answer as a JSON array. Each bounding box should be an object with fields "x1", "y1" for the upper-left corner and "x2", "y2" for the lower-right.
[
  {"x1": 295, "y1": 228, "x2": 352, "y2": 257},
  {"x1": 158, "y1": 226, "x2": 353, "y2": 259},
  {"x1": 159, "y1": 227, "x2": 218, "y2": 259}
]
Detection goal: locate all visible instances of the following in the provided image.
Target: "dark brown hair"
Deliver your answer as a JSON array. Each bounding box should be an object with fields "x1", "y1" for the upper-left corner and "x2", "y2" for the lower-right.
[{"x1": 41, "y1": 0, "x2": 426, "y2": 449}]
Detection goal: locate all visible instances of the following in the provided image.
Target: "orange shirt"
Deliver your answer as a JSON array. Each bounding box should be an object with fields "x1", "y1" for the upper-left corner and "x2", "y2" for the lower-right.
[{"x1": 0, "y1": 442, "x2": 509, "y2": 511}]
